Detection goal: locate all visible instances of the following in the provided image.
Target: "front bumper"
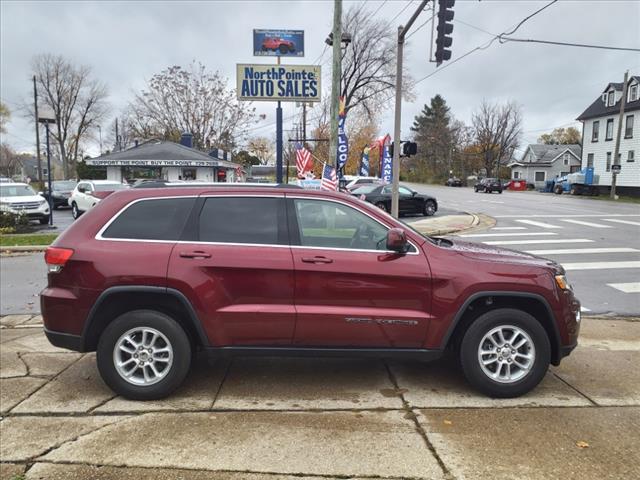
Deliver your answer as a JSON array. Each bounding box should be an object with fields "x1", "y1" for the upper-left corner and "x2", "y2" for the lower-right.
[{"x1": 1, "y1": 206, "x2": 50, "y2": 219}]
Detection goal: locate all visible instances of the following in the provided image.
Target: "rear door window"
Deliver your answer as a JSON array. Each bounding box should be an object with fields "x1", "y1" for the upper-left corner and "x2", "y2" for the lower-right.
[
  {"x1": 197, "y1": 196, "x2": 287, "y2": 245},
  {"x1": 101, "y1": 198, "x2": 196, "y2": 241}
]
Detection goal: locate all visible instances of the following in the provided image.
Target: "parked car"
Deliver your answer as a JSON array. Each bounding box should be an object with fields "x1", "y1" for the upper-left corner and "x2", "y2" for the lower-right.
[
  {"x1": 262, "y1": 37, "x2": 295, "y2": 54},
  {"x1": 41, "y1": 184, "x2": 581, "y2": 400},
  {"x1": 352, "y1": 183, "x2": 437, "y2": 216},
  {"x1": 474, "y1": 178, "x2": 503, "y2": 194},
  {"x1": 0, "y1": 176, "x2": 11, "y2": 183},
  {"x1": 68, "y1": 180, "x2": 128, "y2": 219},
  {"x1": 345, "y1": 176, "x2": 384, "y2": 192},
  {"x1": 0, "y1": 182, "x2": 50, "y2": 224},
  {"x1": 445, "y1": 177, "x2": 463, "y2": 187},
  {"x1": 41, "y1": 180, "x2": 77, "y2": 209}
]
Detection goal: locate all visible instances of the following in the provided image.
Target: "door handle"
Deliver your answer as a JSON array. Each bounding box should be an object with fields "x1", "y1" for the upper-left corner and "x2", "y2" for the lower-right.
[
  {"x1": 179, "y1": 251, "x2": 212, "y2": 259},
  {"x1": 301, "y1": 256, "x2": 333, "y2": 264}
]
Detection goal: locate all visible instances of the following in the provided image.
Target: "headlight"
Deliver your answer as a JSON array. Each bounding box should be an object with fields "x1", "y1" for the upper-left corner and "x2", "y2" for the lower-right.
[
  {"x1": 555, "y1": 274, "x2": 571, "y2": 291},
  {"x1": 39, "y1": 199, "x2": 47, "y2": 205}
]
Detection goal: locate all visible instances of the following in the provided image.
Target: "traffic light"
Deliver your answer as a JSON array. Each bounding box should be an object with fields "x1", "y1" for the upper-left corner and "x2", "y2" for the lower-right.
[{"x1": 435, "y1": 0, "x2": 455, "y2": 66}]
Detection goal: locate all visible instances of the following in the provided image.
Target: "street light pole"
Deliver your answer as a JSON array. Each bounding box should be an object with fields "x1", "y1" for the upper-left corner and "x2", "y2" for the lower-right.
[
  {"x1": 391, "y1": 0, "x2": 429, "y2": 218},
  {"x1": 38, "y1": 107, "x2": 56, "y2": 227}
]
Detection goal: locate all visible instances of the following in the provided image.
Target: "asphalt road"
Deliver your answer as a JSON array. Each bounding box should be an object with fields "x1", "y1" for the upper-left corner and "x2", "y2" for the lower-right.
[{"x1": 408, "y1": 183, "x2": 640, "y2": 316}]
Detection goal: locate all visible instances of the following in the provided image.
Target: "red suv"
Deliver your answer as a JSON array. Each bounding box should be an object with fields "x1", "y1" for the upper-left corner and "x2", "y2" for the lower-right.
[
  {"x1": 261, "y1": 37, "x2": 295, "y2": 54},
  {"x1": 41, "y1": 185, "x2": 580, "y2": 400}
]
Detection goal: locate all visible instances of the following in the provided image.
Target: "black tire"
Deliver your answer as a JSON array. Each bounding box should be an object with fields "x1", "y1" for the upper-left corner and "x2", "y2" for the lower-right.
[
  {"x1": 459, "y1": 308, "x2": 550, "y2": 398},
  {"x1": 39, "y1": 217, "x2": 48, "y2": 225},
  {"x1": 424, "y1": 200, "x2": 436, "y2": 216},
  {"x1": 97, "y1": 310, "x2": 192, "y2": 400},
  {"x1": 497, "y1": 189, "x2": 503, "y2": 194},
  {"x1": 375, "y1": 201, "x2": 388, "y2": 213},
  {"x1": 279, "y1": 45, "x2": 288, "y2": 54},
  {"x1": 71, "y1": 202, "x2": 81, "y2": 219}
]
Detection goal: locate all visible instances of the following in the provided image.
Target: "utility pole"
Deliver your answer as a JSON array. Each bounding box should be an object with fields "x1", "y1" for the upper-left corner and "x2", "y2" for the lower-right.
[
  {"x1": 391, "y1": 0, "x2": 429, "y2": 218},
  {"x1": 33, "y1": 76, "x2": 42, "y2": 184},
  {"x1": 302, "y1": 103, "x2": 307, "y2": 147},
  {"x1": 276, "y1": 55, "x2": 283, "y2": 183},
  {"x1": 115, "y1": 118, "x2": 119, "y2": 152},
  {"x1": 610, "y1": 70, "x2": 628, "y2": 199},
  {"x1": 329, "y1": 0, "x2": 342, "y2": 173}
]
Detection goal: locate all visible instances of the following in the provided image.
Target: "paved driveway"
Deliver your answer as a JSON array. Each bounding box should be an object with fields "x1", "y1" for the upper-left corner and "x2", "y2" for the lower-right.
[{"x1": 1, "y1": 314, "x2": 639, "y2": 479}]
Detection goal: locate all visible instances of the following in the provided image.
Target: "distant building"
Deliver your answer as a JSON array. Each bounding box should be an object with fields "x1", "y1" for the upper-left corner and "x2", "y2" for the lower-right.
[
  {"x1": 577, "y1": 75, "x2": 639, "y2": 193},
  {"x1": 509, "y1": 144, "x2": 582, "y2": 189},
  {"x1": 85, "y1": 133, "x2": 242, "y2": 182},
  {"x1": 20, "y1": 156, "x2": 64, "y2": 182}
]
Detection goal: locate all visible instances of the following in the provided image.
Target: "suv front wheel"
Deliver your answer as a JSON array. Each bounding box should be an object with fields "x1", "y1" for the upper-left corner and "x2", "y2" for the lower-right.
[
  {"x1": 460, "y1": 308, "x2": 550, "y2": 398},
  {"x1": 97, "y1": 310, "x2": 191, "y2": 400}
]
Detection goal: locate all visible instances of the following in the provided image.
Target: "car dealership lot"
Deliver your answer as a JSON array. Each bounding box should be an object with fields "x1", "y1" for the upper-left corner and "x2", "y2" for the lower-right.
[{"x1": 1, "y1": 314, "x2": 639, "y2": 479}]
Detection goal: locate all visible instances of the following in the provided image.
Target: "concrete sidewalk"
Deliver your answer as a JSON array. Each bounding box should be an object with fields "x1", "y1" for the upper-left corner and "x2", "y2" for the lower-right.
[{"x1": 1, "y1": 314, "x2": 639, "y2": 479}]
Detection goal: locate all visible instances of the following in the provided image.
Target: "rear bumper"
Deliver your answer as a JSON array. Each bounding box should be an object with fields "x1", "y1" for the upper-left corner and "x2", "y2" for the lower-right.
[
  {"x1": 560, "y1": 341, "x2": 578, "y2": 359},
  {"x1": 44, "y1": 327, "x2": 84, "y2": 352}
]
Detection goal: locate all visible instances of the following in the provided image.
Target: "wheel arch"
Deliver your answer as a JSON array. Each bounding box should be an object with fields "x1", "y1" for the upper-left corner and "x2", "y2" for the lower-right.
[
  {"x1": 81, "y1": 286, "x2": 209, "y2": 352},
  {"x1": 442, "y1": 291, "x2": 562, "y2": 365}
]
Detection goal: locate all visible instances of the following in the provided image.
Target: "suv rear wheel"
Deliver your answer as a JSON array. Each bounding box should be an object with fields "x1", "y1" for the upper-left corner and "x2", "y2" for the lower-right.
[
  {"x1": 71, "y1": 202, "x2": 81, "y2": 219},
  {"x1": 97, "y1": 310, "x2": 191, "y2": 400},
  {"x1": 460, "y1": 308, "x2": 550, "y2": 398}
]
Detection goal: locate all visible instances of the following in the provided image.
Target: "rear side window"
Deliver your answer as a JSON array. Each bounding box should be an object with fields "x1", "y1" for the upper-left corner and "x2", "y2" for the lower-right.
[
  {"x1": 198, "y1": 197, "x2": 286, "y2": 245},
  {"x1": 101, "y1": 198, "x2": 195, "y2": 241}
]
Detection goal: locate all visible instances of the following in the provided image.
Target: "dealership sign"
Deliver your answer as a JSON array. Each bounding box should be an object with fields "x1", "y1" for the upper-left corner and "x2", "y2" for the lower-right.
[
  {"x1": 86, "y1": 159, "x2": 221, "y2": 167},
  {"x1": 237, "y1": 64, "x2": 321, "y2": 102},
  {"x1": 253, "y1": 29, "x2": 304, "y2": 57}
]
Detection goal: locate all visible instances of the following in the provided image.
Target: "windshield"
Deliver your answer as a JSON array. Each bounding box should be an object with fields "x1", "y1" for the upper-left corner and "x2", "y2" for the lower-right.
[
  {"x1": 352, "y1": 185, "x2": 379, "y2": 194},
  {"x1": 94, "y1": 183, "x2": 128, "y2": 191},
  {"x1": 0, "y1": 185, "x2": 37, "y2": 197},
  {"x1": 52, "y1": 181, "x2": 77, "y2": 191}
]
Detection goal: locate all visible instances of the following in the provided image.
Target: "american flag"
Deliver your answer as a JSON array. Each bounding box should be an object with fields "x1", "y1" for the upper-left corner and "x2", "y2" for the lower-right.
[
  {"x1": 295, "y1": 143, "x2": 312, "y2": 178},
  {"x1": 321, "y1": 164, "x2": 338, "y2": 191}
]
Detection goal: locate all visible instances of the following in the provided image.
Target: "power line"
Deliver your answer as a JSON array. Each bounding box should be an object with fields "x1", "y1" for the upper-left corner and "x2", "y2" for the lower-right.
[
  {"x1": 389, "y1": 0, "x2": 414, "y2": 24},
  {"x1": 406, "y1": 14, "x2": 433, "y2": 40},
  {"x1": 501, "y1": 0, "x2": 558, "y2": 37},
  {"x1": 370, "y1": 0, "x2": 388, "y2": 18},
  {"x1": 499, "y1": 37, "x2": 640, "y2": 52}
]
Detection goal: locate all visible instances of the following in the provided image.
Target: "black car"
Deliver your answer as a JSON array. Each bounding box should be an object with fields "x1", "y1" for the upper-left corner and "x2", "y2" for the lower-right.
[
  {"x1": 474, "y1": 178, "x2": 503, "y2": 194},
  {"x1": 445, "y1": 177, "x2": 463, "y2": 187},
  {"x1": 351, "y1": 183, "x2": 437, "y2": 216},
  {"x1": 41, "y1": 180, "x2": 77, "y2": 209}
]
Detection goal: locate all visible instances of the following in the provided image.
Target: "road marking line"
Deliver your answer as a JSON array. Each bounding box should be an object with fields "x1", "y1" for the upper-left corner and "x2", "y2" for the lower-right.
[
  {"x1": 560, "y1": 219, "x2": 613, "y2": 228},
  {"x1": 492, "y1": 227, "x2": 528, "y2": 230},
  {"x1": 602, "y1": 219, "x2": 640, "y2": 226},
  {"x1": 607, "y1": 282, "x2": 640, "y2": 293},
  {"x1": 460, "y1": 232, "x2": 557, "y2": 238},
  {"x1": 516, "y1": 219, "x2": 563, "y2": 229},
  {"x1": 562, "y1": 261, "x2": 640, "y2": 271},
  {"x1": 524, "y1": 248, "x2": 640, "y2": 255},
  {"x1": 484, "y1": 239, "x2": 594, "y2": 245},
  {"x1": 494, "y1": 214, "x2": 640, "y2": 218}
]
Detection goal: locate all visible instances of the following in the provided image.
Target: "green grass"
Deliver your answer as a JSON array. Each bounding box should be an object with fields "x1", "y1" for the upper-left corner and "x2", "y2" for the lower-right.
[{"x1": 0, "y1": 233, "x2": 58, "y2": 247}]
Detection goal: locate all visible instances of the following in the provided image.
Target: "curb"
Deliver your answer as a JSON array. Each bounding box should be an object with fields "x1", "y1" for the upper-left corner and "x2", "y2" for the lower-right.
[
  {"x1": 1, "y1": 246, "x2": 48, "y2": 253},
  {"x1": 414, "y1": 212, "x2": 484, "y2": 237}
]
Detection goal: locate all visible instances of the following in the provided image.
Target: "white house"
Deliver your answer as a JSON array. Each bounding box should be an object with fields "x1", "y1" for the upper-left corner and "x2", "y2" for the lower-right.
[
  {"x1": 509, "y1": 144, "x2": 582, "y2": 189},
  {"x1": 577, "y1": 75, "x2": 640, "y2": 194}
]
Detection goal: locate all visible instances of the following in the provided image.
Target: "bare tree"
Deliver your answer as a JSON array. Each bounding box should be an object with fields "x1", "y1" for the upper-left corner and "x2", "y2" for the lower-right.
[
  {"x1": 128, "y1": 62, "x2": 255, "y2": 152},
  {"x1": 0, "y1": 144, "x2": 27, "y2": 177},
  {"x1": 472, "y1": 100, "x2": 522, "y2": 177},
  {"x1": 248, "y1": 136, "x2": 275, "y2": 165},
  {"x1": 339, "y1": 4, "x2": 414, "y2": 120},
  {"x1": 0, "y1": 102, "x2": 10, "y2": 134},
  {"x1": 30, "y1": 54, "x2": 109, "y2": 178}
]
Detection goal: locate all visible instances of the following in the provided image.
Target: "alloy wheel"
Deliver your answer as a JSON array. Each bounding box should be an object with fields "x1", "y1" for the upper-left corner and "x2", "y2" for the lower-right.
[
  {"x1": 113, "y1": 327, "x2": 174, "y2": 386},
  {"x1": 477, "y1": 325, "x2": 535, "y2": 384}
]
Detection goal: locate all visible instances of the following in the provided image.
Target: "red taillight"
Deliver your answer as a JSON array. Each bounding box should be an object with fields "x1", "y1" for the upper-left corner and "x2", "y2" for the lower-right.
[{"x1": 45, "y1": 247, "x2": 74, "y2": 272}]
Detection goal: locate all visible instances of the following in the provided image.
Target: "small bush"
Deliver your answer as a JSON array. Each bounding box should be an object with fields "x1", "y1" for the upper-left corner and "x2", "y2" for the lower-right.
[{"x1": 0, "y1": 211, "x2": 32, "y2": 233}]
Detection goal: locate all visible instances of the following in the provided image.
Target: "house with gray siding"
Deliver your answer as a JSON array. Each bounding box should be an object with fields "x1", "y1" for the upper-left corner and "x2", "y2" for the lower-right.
[{"x1": 509, "y1": 144, "x2": 582, "y2": 189}]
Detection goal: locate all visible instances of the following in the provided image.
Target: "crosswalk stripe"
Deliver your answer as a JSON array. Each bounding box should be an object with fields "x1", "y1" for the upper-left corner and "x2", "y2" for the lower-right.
[
  {"x1": 524, "y1": 247, "x2": 640, "y2": 255},
  {"x1": 492, "y1": 227, "x2": 527, "y2": 230},
  {"x1": 494, "y1": 214, "x2": 640, "y2": 218},
  {"x1": 602, "y1": 219, "x2": 640, "y2": 227},
  {"x1": 516, "y1": 219, "x2": 563, "y2": 229},
  {"x1": 562, "y1": 261, "x2": 640, "y2": 271},
  {"x1": 560, "y1": 219, "x2": 613, "y2": 228},
  {"x1": 484, "y1": 239, "x2": 594, "y2": 245},
  {"x1": 460, "y1": 232, "x2": 556, "y2": 238},
  {"x1": 607, "y1": 282, "x2": 640, "y2": 293}
]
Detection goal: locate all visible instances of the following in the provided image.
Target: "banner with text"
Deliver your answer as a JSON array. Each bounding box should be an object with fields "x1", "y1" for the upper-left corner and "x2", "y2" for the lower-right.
[
  {"x1": 360, "y1": 147, "x2": 370, "y2": 176},
  {"x1": 236, "y1": 64, "x2": 321, "y2": 102},
  {"x1": 381, "y1": 138, "x2": 392, "y2": 183},
  {"x1": 336, "y1": 97, "x2": 348, "y2": 176}
]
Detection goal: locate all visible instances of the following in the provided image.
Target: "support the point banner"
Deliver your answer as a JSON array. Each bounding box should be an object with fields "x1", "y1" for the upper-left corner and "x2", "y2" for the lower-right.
[
  {"x1": 381, "y1": 135, "x2": 392, "y2": 183},
  {"x1": 336, "y1": 97, "x2": 348, "y2": 176},
  {"x1": 360, "y1": 147, "x2": 370, "y2": 176}
]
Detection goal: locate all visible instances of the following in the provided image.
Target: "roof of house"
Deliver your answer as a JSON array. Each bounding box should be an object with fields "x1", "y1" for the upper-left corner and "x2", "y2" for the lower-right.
[
  {"x1": 577, "y1": 75, "x2": 640, "y2": 121},
  {"x1": 514, "y1": 144, "x2": 582, "y2": 167},
  {"x1": 85, "y1": 140, "x2": 239, "y2": 169}
]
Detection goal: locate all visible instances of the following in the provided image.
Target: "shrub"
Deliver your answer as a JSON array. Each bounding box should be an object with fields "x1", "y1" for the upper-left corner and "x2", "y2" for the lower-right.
[{"x1": 0, "y1": 211, "x2": 32, "y2": 233}]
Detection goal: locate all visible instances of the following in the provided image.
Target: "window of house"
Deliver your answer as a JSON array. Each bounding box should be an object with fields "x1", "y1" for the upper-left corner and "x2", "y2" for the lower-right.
[
  {"x1": 293, "y1": 199, "x2": 388, "y2": 251},
  {"x1": 628, "y1": 150, "x2": 635, "y2": 162},
  {"x1": 592, "y1": 121, "x2": 599, "y2": 142},
  {"x1": 563, "y1": 153, "x2": 569, "y2": 165},
  {"x1": 534, "y1": 171, "x2": 545, "y2": 182},
  {"x1": 587, "y1": 153, "x2": 594, "y2": 168},
  {"x1": 606, "y1": 152, "x2": 611, "y2": 172},
  {"x1": 608, "y1": 90, "x2": 615, "y2": 106},
  {"x1": 629, "y1": 84, "x2": 638, "y2": 102},
  {"x1": 560, "y1": 171, "x2": 569, "y2": 177},
  {"x1": 625, "y1": 115, "x2": 634, "y2": 138},
  {"x1": 198, "y1": 197, "x2": 286, "y2": 245},
  {"x1": 606, "y1": 119, "x2": 614, "y2": 140},
  {"x1": 513, "y1": 171, "x2": 520, "y2": 179},
  {"x1": 102, "y1": 198, "x2": 196, "y2": 240}
]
